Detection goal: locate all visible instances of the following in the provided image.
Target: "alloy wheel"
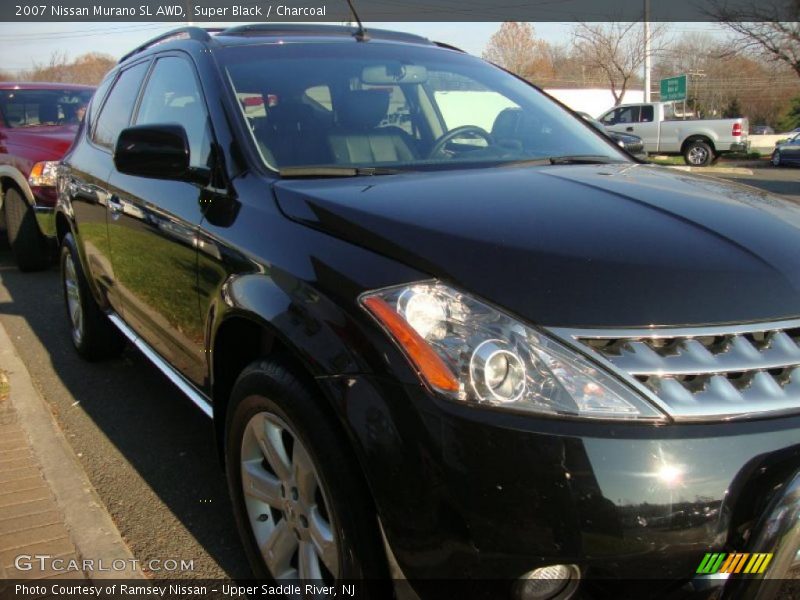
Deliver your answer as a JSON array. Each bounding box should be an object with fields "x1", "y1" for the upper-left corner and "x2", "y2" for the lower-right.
[
  {"x1": 688, "y1": 145, "x2": 709, "y2": 165},
  {"x1": 63, "y1": 254, "x2": 84, "y2": 346},
  {"x1": 772, "y1": 151, "x2": 781, "y2": 167},
  {"x1": 240, "y1": 411, "x2": 339, "y2": 582}
]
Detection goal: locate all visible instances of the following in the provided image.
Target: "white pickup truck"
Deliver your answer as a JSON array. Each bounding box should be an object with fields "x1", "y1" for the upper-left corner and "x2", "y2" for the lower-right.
[{"x1": 598, "y1": 102, "x2": 749, "y2": 166}]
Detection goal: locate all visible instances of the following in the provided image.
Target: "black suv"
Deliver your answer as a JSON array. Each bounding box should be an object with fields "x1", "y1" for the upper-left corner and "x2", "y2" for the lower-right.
[{"x1": 58, "y1": 25, "x2": 800, "y2": 598}]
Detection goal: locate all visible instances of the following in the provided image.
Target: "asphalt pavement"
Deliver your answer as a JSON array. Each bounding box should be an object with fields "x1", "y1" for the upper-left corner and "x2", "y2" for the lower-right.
[
  {"x1": 0, "y1": 167, "x2": 797, "y2": 585},
  {"x1": 0, "y1": 248, "x2": 249, "y2": 580}
]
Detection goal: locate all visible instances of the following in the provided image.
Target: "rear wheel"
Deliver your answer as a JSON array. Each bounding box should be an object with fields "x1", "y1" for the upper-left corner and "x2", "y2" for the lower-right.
[
  {"x1": 60, "y1": 233, "x2": 125, "y2": 360},
  {"x1": 225, "y1": 360, "x2": 389, "y2": 591},
  {"x1": 683, "y1": 140, "x2": 714, "y2": 167},
  {"x1": 4, "y1": 187, "x2": 50, "y2": 271}
]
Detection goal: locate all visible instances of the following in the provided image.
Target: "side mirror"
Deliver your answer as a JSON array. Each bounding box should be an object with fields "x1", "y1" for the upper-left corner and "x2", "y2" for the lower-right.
[{"x1": 114, "y1": 124, "x2": 190, "y2": 180}]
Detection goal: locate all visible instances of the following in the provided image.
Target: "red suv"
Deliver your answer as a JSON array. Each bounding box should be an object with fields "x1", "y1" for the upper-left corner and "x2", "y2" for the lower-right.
[{"x1": 0, "y1": 82, "x2": 94, "y2": 270}]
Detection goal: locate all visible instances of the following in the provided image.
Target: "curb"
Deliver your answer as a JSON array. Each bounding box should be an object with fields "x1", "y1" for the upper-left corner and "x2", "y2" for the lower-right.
[{"x1": 0, "y1": 320, "x2": 145, "y2": 581}]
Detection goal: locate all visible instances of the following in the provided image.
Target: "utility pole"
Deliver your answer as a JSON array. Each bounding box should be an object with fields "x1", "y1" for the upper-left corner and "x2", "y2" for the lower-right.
[{"x1": 643, "y1": 0, "x2": 651, "y2": 102}]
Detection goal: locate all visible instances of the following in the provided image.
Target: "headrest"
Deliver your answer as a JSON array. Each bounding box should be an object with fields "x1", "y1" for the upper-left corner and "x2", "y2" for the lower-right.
[
  {"x1": 265, "y1": 102, "x2": 314, "y2": 130},
  {"x1": 491, "y1": 108, "x2": 524, "y2": 138},
  {"x1": 39, "y1": 103, "x2": 59, "y2": 124},
  {"x1": 337, "y1": 90, "x2": 390, "y2": 129}
]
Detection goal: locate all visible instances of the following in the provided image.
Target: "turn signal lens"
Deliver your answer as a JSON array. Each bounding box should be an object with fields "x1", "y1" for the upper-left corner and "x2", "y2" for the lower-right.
[
  {"x1": 362, "y1": 296, "x2": 459, "y2": 392},
  {"x1": 28, "y1": 161, "x2": 60, "y2": 187}
]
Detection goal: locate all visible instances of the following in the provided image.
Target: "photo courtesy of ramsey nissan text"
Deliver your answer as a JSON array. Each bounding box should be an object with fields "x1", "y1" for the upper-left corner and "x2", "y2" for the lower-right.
[{"x1": 0, "y1": 1, "x2": 799, "y2": 599}]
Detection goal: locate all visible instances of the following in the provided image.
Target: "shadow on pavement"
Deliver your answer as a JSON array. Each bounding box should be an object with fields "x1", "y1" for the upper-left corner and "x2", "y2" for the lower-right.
[{"x1": 0, "y1": 241, "x2": 250, "y2": 580}]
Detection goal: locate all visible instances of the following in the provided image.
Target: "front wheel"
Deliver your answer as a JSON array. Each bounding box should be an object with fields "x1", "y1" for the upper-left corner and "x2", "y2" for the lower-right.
[
  {"x1": 683, "y1": 141, "x2": 714, "y2": 167},
  {"x1": 225, "y1": 360, "x2": 389, "y2": 590},
  {"x1": 772, "y1": 151, "x2": 782, "y2": 167}
]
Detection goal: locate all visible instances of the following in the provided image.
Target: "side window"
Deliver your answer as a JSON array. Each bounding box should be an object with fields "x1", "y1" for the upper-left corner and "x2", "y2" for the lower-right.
[
  {"x1": 92, "y1": 61, "x2": 149, "y2": 149},
  {"x1": 86, "y1": 76, "x2": 114, "y2": 132},
  {"x1": 600, "y1": 109, "x2": 616, "y2": 125},
  {"x1": 615, "y1": 106, "x2": 640, "y2": 124},
  {"x1": 303, "y1": 85, "x2": 333, "y2": 113},
  {"x1": 640, "y1": 105, "x2": 654, "y2": 123},
  {"x1": 135, "y1": 56, "x2": 211, "y2": 169},
  {"x1": 427, "y1": 71, "x2": 519, "y2": 134}
]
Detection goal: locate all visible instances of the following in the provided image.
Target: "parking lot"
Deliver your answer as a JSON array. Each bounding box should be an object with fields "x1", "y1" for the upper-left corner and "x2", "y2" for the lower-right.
[{"x1": 0, "y1": 166, "x2": 798, "y2": 583}]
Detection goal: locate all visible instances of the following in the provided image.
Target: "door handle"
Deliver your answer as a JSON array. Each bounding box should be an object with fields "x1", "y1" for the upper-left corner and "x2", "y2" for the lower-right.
[{"x1": 626, "y1": 127, "x2": 634, "y2": 132}]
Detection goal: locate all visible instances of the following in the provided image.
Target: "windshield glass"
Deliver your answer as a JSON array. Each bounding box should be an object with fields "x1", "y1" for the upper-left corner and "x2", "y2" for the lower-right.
[
  {"x1": 220, "y1": 42, "x2": 627, "y2": 171},
  {"x1": 0, "y1": 88, "x2": 94, "y2": 127}
]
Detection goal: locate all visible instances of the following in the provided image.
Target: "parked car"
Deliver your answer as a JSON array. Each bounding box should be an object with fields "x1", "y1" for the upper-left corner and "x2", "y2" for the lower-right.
[
  {"x1": 0, "y1": 82, "x2": 94, "y2": 270},
  {"x1": 751, "y1": 124, "x2": 775, "y2": 135},
  {"x1": 772, "y1": 132, "x2": 800, "y2": 167},
  {"x1": 58, "y1": 25, "x2": 800, "y2": 598},
  {"x1": 598, "y1": 102, "x2": 748, "y2": 166},
  {"x1": 576, "y1": 111, "x2": 647, "y2": 160}
]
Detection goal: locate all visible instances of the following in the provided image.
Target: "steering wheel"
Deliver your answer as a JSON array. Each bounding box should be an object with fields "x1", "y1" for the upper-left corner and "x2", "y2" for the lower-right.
[{"x1": 427, "y1": 125, "x2": 493, "y2": 158}]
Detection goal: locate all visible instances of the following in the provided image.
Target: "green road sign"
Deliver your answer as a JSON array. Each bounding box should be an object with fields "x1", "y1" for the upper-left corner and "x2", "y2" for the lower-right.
[{"x1": 660, "y1": 75, "x2": 687, "y2": 102}]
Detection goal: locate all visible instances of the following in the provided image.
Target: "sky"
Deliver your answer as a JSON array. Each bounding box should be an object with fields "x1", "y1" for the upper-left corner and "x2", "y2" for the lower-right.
[{"x1": 0, "y1": 21, "x2": 731, "y2": 73}]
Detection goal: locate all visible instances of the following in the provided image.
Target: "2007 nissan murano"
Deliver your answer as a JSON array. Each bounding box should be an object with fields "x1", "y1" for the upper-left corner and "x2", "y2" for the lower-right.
[{"x1": 57, "y1": 24, "x2": 800, "y2": 599}]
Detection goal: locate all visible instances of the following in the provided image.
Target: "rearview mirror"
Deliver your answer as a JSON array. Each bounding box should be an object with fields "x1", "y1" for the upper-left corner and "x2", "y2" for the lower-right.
[
  {"x1": 361, "y1": 63, "x2": 427, "y2": 85},
  {"x1": 114, "y1": 124, "x2": 190, "y2": 180}
]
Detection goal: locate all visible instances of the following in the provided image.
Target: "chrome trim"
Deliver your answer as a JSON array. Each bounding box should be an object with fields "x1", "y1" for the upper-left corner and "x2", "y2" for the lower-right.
[
  {"x1": 550, "y1": 319, "x2": 800, "y2": 421},
  {"x1": 553, "y1": 317, "x2": 800, "y2": 341},
  {"x1": 107, "y1": 313, "x2": 213, "y2": 418}
]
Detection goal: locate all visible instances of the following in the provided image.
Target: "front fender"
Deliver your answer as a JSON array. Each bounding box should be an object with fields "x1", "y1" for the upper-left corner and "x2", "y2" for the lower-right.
[{"x1": 208, "y1": 268, "x2": 369, "y2": 380}]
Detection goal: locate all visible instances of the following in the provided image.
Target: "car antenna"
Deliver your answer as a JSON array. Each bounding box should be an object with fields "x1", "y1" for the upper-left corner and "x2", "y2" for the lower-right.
[{"x1": 345, "y1": 0, "x2": 370, "y2": 41}]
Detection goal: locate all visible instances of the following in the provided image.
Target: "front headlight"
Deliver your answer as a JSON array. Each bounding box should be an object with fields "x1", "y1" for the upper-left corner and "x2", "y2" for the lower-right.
[
  {"x1": 361, "y1": 282, "x2": 665, "y2": 421},
  {"x1": 28, "y1": 161, "x2": 60, "y2": 187}
]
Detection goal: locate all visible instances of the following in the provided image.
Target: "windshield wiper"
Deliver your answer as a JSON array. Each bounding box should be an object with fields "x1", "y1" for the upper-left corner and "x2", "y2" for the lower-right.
[
  {"x1": 547, "y1": 155, "x2": 621, "y2": 165},
  {"x1": 498, "y1": 155, "x2": 622, "y2": 169},
  {"x1": 279, "y1": 166, "x2": 406, "y2": 178}
]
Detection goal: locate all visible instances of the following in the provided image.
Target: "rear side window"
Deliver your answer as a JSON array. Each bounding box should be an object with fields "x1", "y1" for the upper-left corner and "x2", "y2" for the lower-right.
[
  {"x1": 135, "y1": 56, "x2": 212, "y2": 169},
  {"x1": 92, "y1": 61, "x2": 149, "y2": 149},
  {"x1": 640, "y1": 105, "x2": 654, "y2": 123}
]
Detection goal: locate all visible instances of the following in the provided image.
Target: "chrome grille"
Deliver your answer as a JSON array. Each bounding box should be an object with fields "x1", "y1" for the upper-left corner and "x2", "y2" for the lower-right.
[{"x1": 551, "y1": 319, "x2": 800, "y2": 419}]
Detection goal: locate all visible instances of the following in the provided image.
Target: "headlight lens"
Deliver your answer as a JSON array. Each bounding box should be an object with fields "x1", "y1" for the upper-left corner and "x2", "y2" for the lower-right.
[
  {"x1": 361, "y1": 282, "x2": 664, "y2": 420},
  {"x1": 28, "y1": 161, "x2": 60, "y2": 187}
]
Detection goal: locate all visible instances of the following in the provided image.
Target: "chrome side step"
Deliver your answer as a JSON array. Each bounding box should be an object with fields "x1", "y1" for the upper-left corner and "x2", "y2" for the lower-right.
[{"x1": 107, "y1": 313, "x2": 213, "y2": 419}]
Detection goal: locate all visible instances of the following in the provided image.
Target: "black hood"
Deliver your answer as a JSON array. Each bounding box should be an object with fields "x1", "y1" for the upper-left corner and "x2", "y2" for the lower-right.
[{"x1": 273, "y1": 163, "x2": 800, "y2": 327}]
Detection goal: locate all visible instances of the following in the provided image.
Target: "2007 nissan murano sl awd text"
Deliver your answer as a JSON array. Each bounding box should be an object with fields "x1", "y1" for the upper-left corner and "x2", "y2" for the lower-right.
[{"x1": 56, "y1": 24, "x2": 800, "y2": 600}]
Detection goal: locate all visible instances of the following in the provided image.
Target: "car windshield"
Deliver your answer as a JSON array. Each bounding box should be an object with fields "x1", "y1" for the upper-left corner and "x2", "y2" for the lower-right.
[
  {"x1": 220, "y1": 41, "x2": 627, "y2": 172},
  {"x1": 0, "y1": 88, "x2": 94, "y2": 127}
]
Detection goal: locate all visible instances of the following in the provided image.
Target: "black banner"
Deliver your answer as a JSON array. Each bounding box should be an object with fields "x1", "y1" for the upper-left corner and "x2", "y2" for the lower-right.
[{"x1": 0, "y1": 0, "x2": 796, "y2": 22}]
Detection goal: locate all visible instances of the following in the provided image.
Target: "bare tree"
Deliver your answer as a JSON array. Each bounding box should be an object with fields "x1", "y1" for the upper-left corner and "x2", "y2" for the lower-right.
[
  {"x1": 19, "y1": 51, "x2": 115, "y2": 85},
  {"x1": 572, "y1": 22, "x2": 667, "y2": 105},
  {"x1": 706, "y1": 0, "x2": 800, "y2": 78},
  {"x1": 483, "y1": 22, "x2": 553, "y2": 80}
]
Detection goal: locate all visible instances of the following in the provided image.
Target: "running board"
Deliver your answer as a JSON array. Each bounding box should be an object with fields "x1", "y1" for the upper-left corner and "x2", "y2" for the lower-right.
[{"x1": 107, "y1": 313, "x2": 214, "y2": 419}]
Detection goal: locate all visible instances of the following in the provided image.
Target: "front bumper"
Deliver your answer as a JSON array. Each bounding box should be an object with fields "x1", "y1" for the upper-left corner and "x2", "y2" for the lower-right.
[{"x1": 325, "y1": 375, "x2": 800, "y2": 597}]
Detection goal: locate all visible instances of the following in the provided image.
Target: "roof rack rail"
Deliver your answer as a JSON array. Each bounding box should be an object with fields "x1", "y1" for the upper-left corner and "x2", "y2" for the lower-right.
[
  {"x1": 218, "y1": 24, "x2": 432, "y2": 45},
  {"x1": 434, "y1": 41, "x2": 465, "y2": 53},
  {"x1": 118, "y1": 27, "x2": 224, "y2": 64}
]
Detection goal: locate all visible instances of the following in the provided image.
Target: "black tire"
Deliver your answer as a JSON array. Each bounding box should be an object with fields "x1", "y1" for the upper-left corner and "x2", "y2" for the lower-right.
[
  {"x1": 60, "y1": 232, "x2": 125, "y2": 361},
  {"x1": 4, "y1": 187, "x2": 50, "y2": 271},
  {"x1": 683, "y1": 140, "x2": 714, "y2": 167},
  {"x1": 772, "y1": 151, "x2": 782, "y2": 167},
  {"x1": 225, "y1": 359, "x2": 389, "y2": 590}
]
